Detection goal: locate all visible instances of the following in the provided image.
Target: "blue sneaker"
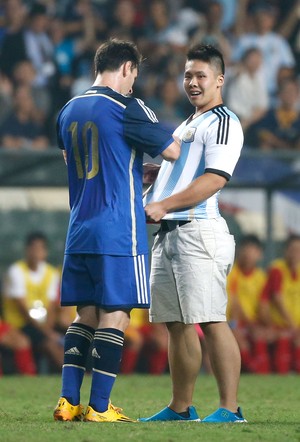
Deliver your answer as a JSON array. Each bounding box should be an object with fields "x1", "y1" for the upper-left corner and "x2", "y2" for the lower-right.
[
  {"x1": 202, "y1": 407, "x2": 247, "y2": 423},
  {"x1": 139, "y1": 406, "x2": 201, "y2": 422}
]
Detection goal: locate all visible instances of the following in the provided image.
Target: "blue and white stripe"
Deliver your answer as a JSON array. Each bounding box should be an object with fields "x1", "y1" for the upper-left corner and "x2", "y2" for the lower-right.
[
  {"x1": 144, "y1": 106, "x2": 243, "y2": 220},
  {"x1": 136, "y1": 98, "x2": 158, "y2": 122}
]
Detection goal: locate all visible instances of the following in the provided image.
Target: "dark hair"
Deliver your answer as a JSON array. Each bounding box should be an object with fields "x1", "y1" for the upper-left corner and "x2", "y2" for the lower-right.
[
  {"x1": 238, "y1": 234, "x2": 263, "y2": 249},
  {"x1": 94, "y1": 39, "x2": 142, "y2": 74},
  {"x1": 186, "y1": 44, "x2": 225, "y2": 75},
  {"x1": 25, "y1": 232, "x2": 48, "y2": 247},
  {"x1": 29, "y1": 2, "x2": 47, "y2": 17}
]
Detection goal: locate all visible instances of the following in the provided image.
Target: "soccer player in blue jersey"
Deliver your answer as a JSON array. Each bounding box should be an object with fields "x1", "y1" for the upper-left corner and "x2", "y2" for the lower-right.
[
  {"x1": 139, "y1": 45, "x2": 247, "y2": 423},
  {"x1": 53, "y1": 39, "x2": 180, "y2": 423}
]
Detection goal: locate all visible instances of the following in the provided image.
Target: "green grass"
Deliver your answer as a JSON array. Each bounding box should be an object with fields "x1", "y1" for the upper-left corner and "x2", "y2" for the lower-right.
[{"x1": 0, "y1": 374, "x2": 299, "y2": 442}]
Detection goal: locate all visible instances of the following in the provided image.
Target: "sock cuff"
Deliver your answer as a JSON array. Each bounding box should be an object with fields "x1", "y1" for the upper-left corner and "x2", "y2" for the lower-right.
[
  {"x1": 66, "y1": 323, "x2": 95, "y2": 342},
  {"x1": 94, "y1": 328, "x2": 124, "y2": 346}
]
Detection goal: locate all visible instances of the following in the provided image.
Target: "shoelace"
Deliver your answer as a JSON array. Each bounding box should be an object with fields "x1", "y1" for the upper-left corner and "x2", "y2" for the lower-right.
[{"x1": 109, "y1": 404, "x2": 123, "y2": 414}]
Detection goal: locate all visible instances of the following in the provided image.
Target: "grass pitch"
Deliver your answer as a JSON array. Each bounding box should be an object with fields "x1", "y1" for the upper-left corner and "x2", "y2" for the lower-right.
[{"x1": 0, "y1": 374, "x2": 299, "y2": 442}]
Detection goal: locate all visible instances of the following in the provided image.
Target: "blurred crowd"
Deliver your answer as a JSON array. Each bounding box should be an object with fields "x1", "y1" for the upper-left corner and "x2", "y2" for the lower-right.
[
  {"x1": 0, "y1": 0, "x2": 299, "y2": 149},
  {"x1": 1, "y1": 230, "x2": 300, "y2": 375}
]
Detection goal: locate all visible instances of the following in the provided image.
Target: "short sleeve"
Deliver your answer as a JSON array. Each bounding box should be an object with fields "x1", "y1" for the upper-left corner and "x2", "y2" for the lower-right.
[
  {"x1": 204, "y1": 110, "x2": 244, "y2": 179},
  {"x1": 4, "y1": 264, "x2": 27, "y2": 299},
  {"x1": 123, "y1": 98, "x2": 174, "y2": 158}
]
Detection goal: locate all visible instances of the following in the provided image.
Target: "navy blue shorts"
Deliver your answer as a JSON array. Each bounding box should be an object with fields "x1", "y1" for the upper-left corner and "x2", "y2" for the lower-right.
[{"x1": 61, "y1": 254, "x2": 150, "y2": 309}]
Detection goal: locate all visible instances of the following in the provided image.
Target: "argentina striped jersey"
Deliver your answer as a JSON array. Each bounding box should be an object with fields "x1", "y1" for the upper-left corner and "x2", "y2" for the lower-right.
[{"x1": 144, "y1": 105, "x2": 243, "y2": 220}]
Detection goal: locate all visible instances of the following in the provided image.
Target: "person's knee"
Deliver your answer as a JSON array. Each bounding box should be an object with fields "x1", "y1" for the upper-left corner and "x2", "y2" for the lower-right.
[
  {"x1": 166, "y1": 322, "x2": 198, "y2": 343},
  {"x1": 98, "y1": 309, "x2": 131, "y2": 332},
  {"x1": 75, "y1": 305, "x2": 98, "y2": 329},
  {"x1": 201, "y1": 321, "x2": 228, "y2": 338}
]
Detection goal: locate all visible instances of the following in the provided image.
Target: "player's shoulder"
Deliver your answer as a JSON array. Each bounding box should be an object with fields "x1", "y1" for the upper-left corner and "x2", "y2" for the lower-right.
[
  {"x1": 124, "y1": 97, "x2": 159, "y2": 123},
  {"x1": 210, "y1": 105, "x2": 241, "y2": 123},
  {"x1": 207, "y1": 105, "x2": 243, "y2": 136},
  {"x1": 59, "y1": 86, "x2": 133, "y2": 114}
]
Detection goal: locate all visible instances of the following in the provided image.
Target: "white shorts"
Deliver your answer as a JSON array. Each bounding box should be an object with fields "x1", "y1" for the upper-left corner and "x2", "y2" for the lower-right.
[{"x1": 149, "y1": 217, "x2": 235, "y2": 324}]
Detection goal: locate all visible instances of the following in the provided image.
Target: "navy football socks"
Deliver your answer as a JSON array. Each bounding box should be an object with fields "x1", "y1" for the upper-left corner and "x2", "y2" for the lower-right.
[
  {"x1": 89, "y1": 328, "x2": 124, "y2": 412},
  {"x1": 61, "y1": 322, "x2": 95, "y2": 405}
]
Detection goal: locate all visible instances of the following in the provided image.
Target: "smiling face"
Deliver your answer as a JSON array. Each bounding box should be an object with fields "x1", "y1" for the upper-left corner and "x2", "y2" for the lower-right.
[{"x1": 183, "y1": 59, "x2": 224, "y2": 114}]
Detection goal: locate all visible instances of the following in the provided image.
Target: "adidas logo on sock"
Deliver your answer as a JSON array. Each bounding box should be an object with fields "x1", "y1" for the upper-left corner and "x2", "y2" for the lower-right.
[
  {"x1": 92, "y1": 348, "x2": 101, "y2": 359},
  {"x1": 65, "y1": 347, "x2": 82, "y2": 356}
]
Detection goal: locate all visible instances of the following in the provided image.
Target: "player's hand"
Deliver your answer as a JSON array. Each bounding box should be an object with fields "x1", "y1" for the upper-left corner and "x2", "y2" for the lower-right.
[
  {"x1": 143, "y1": 163, "x2": 161, "y2": 184},
  {"x1": 145, "y1": 201, "x2": 167, "y2": 222}
]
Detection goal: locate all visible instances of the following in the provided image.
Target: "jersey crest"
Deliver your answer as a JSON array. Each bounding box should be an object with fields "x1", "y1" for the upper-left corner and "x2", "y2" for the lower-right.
[{"x1": 182, "y1": 127, "x2": 197, "y2": 143}]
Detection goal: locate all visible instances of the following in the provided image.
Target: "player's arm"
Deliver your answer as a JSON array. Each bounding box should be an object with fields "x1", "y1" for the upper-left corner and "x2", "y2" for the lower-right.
[
  {"x1": 145, "y1": 172, "x2": 227, "y2": 222},
  {"x1": 160, "y1": 135, "x2": 180, "y2": 161},
  {"x1": 124, "y1": 100, "x2": 181, "y2": 162}
]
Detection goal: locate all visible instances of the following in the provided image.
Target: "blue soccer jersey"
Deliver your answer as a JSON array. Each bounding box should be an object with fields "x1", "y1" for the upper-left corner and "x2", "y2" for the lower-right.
[{"x1": 57, "y1": 86, "x2": 173, "y2": 256}]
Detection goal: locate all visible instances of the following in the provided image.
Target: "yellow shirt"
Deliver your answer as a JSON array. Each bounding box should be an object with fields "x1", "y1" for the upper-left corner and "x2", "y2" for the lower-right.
[
  {"x1": 268, "y1": 259, "x2": 300, "y2": 327},
  {"x1": 4, "y1": 260, "x2": 59, "y2": 328},
  {"x1": 227, "y1": 264, "x2": 266, "y2": 322}
]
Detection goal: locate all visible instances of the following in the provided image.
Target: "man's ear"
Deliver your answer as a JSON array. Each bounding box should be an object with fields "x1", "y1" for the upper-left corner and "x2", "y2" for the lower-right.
[
  {"x1": 217, "y1": 74, "x2": 225, "y2": 88},
  {"x1": 122, "y1": 61, "x2": 132, "y2": 77}
]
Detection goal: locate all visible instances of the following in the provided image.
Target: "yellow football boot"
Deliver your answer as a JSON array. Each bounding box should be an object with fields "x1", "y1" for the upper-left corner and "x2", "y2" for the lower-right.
[
  {"x1": 53, "y1": 397, "x2": 84, "y2": 421},
  {"x1": 84, "y1": 403, "x2": 136, "y2": 422}
]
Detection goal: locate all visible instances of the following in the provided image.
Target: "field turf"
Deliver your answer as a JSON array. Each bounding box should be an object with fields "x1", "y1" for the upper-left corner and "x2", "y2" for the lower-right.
[{"x1": 0, "y1": 374, "x2": 299, "y2": 442}]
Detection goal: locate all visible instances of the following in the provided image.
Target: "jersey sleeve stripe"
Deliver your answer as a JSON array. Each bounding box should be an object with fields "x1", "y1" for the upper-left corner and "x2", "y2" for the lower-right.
[
  {"x1": 136, "y1": 98, "x2": 158, "y2": 123},
  {"x1": 212, "y1": 108, "x2": 230, "y2": 145},
  {"x1": 213, "y1": 109, "x2": 222, "y2": 144},
  {"x1": 219, "y1": 107, "x2": 230, "y2": 144}
]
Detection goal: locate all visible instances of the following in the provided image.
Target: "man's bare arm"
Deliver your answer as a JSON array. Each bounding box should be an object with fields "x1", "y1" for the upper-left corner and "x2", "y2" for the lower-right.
[{"x1": 160, "y1": 135, "x2": 181, "y2": 161}]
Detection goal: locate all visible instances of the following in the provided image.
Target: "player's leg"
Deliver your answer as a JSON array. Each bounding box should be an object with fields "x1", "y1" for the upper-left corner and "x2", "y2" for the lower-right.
[
  {"x1": 60, "y1": 306, "x2": 97, "y2": 401},
  {"x1": 167, "y1": 321, "x2": 201, "y2": 412},
  {"x1": 201, "y1": 321, "x2": 241, "y2": 411},
  {"x1": 88, "y1": 308, "x2": 130, "y2": 411},
  {"x1": 139, "y1": 229, "x2": 201, "y2": 422},
  {"x1": 197, "y1": 218, "x2": 246, "y2": 422},
  {"x1": 54, "y1": 254, "x2": 96, "y2": 421},
  {"x1": 54, "y1": 305, "x2": 96, "y2": 421},
  {"x1": 84, "y1": 254, "x2": 149, "y2": 422}
]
